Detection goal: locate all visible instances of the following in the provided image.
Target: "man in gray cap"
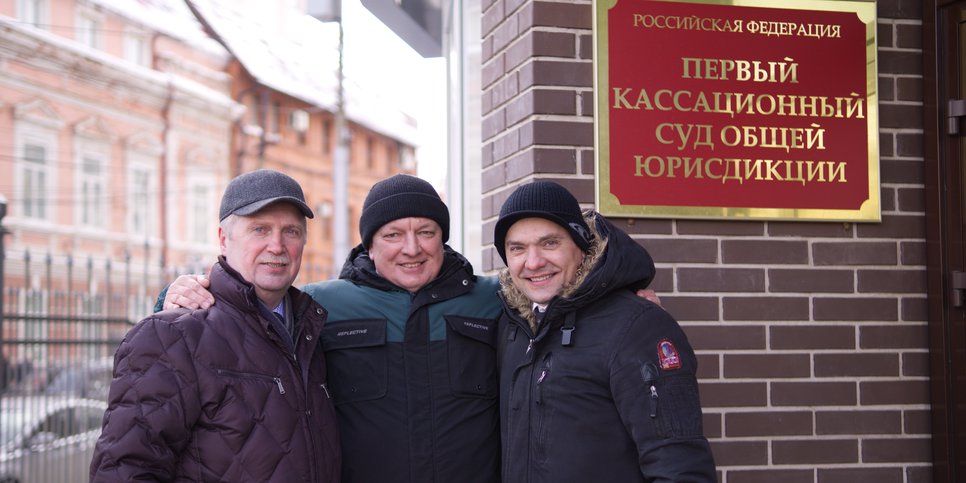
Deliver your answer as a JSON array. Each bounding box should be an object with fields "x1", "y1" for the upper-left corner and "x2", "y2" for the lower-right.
[{"x1": 91, "y1": 169, "x2": 341, "y2": 482}]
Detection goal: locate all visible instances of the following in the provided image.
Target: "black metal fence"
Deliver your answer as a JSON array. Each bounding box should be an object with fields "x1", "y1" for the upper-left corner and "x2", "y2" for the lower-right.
[{"x1": 0, "y1": 248, "x2": 171, "y2": 483}]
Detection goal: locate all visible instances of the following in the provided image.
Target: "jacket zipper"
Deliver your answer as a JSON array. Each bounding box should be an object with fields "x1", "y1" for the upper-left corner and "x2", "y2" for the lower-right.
[
  {"x1": 641, "y1": 362, "x2": 659, "y2": 418},
  {"x1": 535, "y1": 353, "x2": 553, "y2": 405},
  {"x1": 302, "y1": 320, "x2": 326, "y2": 483},
  {"x1": 215, "y1": 368, "x2": 286, "y2": 395}
]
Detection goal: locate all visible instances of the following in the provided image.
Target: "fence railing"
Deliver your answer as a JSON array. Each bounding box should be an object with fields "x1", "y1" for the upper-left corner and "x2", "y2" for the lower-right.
[{"x1": 0, "y1": 248, "x2": 175, "y2": 483}]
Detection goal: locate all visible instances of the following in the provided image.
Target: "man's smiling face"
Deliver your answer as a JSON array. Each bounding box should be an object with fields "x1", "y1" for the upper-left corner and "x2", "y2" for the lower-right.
[
  {"x1": 504, "y1": 217, "x2": 585, "y2": 305},
  {"x1": 369, "y1": 217, "x2": 445, "y2": 293},
  {"x1": 219, "y1": 203, "x2": 306, "y2": 308}
]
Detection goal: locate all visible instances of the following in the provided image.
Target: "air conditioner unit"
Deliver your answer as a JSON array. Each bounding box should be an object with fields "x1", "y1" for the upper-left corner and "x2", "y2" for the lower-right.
[
  {"x1": 264, "y1": 132, "x2": 282, "y2": 144},
  {"x1": 289, "y1": 110, "x2": 310, "y2": 133},
  {"x1": 308, "y1": 0, "x2": 341, "y2": 21},
  {"x1": 242, "y1": 124, "x2": 264, "y2": 137}
]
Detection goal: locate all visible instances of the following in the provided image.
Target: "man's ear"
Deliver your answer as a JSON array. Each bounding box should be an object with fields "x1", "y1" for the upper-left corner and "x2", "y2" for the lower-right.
[{"x1": 218, "y1": 227, "x2": 228, "y2": 256}]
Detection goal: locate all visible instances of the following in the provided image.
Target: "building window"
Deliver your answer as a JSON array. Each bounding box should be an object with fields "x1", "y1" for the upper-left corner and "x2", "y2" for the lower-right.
[
  {"x1": 400, "y1": 145, "x2": 416, "y2": 171},
  {"x1": 386, "y1": 144, "x2": 396, "y2": 169},
  {"x1": 17, "y1": 0, "x2": 47, "y2": 28},
  {"x1": 78, "y1": 153, "x2": 106, "y2": 228},
  {"x1": 124, "y1": 31, "x2": 151, "y2": 67},
  {"x1": 128, "y1": 163, "x2": 156, "y2": 238},
  {"x1": 366, "y1": 137, "x2": 375, "y2": 171},
  {"x1": 317, "y1": 201, "x2": 332, "y2": 242},
  {"x1": 289, "y1": 109, "x2": 309, "y2": 146},
  {"x1": 76, "y1": 11, "x2": 102, "y2": 49},
  {"x1": 15, "y1": 117, "x2": 58, "y2": 223},
  {"x1": 322, "y1": 119, "x2": 332, "y2": 155},
  {"x1": 188, "y1": 180, "x2": 214, "y2": 244},
  {"x1": 269, "y1": 102, "x2": 281, "y2": 135},
  {"x1": 21, "y1": 143, "x2": 49, "y2": 220}
]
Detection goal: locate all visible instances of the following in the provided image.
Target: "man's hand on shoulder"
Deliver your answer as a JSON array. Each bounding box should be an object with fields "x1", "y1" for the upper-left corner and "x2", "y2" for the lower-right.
[
  {"x1": 636, "y1": 288, "x2": 662, "y2": 308},
  {"x1": 163, "y1": 274, "x2": 215, "y2": 310}
]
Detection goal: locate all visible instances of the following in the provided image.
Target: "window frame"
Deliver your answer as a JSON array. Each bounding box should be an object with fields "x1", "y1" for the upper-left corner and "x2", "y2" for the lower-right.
[
  {"x1": 126, "y1": 156, "x2": 158, "y2": 240},
  {"x1": 75, "y1": 7, "x2": 103, "y2": 49},
  {"x1": 187, "y1": 173, "x2": 216, "y2": 245},
  {"x1": 123, "y1": 28, "x2": 151, "y2": 67},
  {"x1": 74, "y1": 138, "x2": 110, "y2": 230},
  {"x1": 16, "y1": 0, "x2": 48, "y2": 28},
  {"x1": 14, "y1": 123, "x2": 58, "y2": 224}
]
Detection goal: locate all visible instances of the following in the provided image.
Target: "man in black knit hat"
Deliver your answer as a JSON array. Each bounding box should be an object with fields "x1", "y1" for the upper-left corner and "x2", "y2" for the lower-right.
[
  {"x1": 162, "y1": 173, "x2": 662, "y2": 483},
  {"x1": 304, "y1": 174, "x2": 503, "y2": 483},
  {"x1": 494, "y1": 180, "x2": 716, "y2": 482}
]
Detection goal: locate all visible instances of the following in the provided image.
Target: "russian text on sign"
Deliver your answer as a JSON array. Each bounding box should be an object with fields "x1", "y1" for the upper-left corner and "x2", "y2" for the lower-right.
[
  {"x1": 633, "y1": 156, "x2": 847, "y2": 185},
  {"x1": 682, "y1": 57, "x2": 799, "y2": 83},
  {"x1": 612, "y1": 88, "x2": 865, "y2": 119}
]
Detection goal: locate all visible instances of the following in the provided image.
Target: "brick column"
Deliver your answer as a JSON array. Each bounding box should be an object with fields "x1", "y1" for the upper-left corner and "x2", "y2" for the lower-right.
[{"x1": 480, "y1": 0, "x2": 596, "y2": 271}]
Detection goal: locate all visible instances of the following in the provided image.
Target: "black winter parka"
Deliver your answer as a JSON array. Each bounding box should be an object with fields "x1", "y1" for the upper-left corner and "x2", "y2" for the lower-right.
[
  {"x1": 498, "y1": 214, "x2": 717, "y2": 483},
  {"x1": 309, "y1": 245, "x2": 502, "y2": 483}
]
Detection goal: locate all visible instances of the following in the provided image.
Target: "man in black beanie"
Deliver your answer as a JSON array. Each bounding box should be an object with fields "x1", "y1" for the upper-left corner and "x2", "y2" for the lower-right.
[
  {"x1": 303, "y1": 174, "x2": 503, "y2": 483},
  {"x1": 495, "y1": 181, "x2": 716, "y2": 482}
]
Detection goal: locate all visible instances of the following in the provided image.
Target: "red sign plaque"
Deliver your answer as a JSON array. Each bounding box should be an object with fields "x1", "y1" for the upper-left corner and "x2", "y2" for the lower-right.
[{"x1": 594, "y1": 0, "x2": 879, "y2": 221}]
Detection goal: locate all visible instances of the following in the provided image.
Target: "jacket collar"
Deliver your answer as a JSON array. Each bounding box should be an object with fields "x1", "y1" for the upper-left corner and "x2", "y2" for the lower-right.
[{"x1": 210, "y1": 256, "x2": 322, "y2": 332}]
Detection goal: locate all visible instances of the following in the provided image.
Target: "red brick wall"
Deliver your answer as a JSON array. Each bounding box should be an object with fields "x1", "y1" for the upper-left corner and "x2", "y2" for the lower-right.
[{"x1": 480, "y1": 0, "x2": 931, "y2": 480}]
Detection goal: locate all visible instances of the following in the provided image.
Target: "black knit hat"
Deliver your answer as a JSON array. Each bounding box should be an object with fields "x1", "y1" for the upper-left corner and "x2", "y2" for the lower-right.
[
  {"x1": 219, "y1": 169, "x2": 314, "y2": 221},
  {"x1": 360, "y1": 174, "x2": 450, "y2": 248},
  {"x1": 494, "y1": 181, "x2": 593, "y2": 264}
]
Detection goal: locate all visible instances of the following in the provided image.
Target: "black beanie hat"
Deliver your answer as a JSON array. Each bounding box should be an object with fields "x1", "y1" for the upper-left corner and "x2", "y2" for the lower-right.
[
  {"x1": 494, "y1": 181, "x2": 593, "y2": 264},
  {"x1": 360, "y1": 174, "x2": 450, "y2": 248}
]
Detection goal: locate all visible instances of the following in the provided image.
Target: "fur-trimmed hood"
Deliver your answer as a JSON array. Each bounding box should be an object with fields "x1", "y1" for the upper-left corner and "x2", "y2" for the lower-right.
[{"x1": 498, "y1": 211, "x2": 655, "y2": 332}]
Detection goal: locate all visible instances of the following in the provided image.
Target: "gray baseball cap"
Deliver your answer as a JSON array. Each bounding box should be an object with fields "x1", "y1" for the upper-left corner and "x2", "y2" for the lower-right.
[{"x1": 219, "y1": 169, "x2": 314, "y2": 221}]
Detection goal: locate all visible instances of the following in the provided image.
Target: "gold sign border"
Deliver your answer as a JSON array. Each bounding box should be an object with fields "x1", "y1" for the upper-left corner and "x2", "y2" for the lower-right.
[{"x1": 593, "y1": 0, "x2": 880, "y2": 222}]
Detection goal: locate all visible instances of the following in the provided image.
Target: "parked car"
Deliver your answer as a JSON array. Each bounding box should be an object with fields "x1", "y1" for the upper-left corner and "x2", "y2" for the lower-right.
[
  {"x1": 4, "y1": 356, "x2": 115, "y2": 402},
  {"x1": 2, "y1": 362, "x2": 57, "y2": 397},
  {"x1": 0, "y1": 396, "x2": 106, "y2": 483},
  {"x1": 43, "y1": 358, "x2": 114, "y2": 402}
]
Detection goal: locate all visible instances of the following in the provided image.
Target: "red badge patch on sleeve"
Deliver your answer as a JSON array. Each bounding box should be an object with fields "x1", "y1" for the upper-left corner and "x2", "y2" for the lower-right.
[{"x1": 657, "y1": 339, "x2": 682, "y2": 370}]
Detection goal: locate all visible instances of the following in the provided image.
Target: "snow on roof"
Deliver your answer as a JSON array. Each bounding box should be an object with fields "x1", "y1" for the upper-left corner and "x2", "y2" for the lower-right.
[
  {"x1": 87, "y1": 0, "x2": 226, "y2": 57},
  {"x1": 0, "y1": 15, "x2": 236, "y2": 112},
  {"x1": 186, "y1": 0, "x2": 419, "y2": 146}
]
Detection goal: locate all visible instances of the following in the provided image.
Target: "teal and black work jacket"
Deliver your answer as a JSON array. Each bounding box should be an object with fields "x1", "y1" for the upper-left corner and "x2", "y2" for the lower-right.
[{"x1": 310, "y1": 245, "x2": 502, "y2": 483}]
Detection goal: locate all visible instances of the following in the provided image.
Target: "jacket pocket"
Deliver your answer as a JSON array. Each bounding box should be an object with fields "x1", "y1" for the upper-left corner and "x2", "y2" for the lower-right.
[
  {"x1": 215, "y1": 368, "x2": 287, "y2": 395},
  {"x1": 641, "y1": 363, "x2": 704, "y2": 439},
  {"x1": 321, "y1": 319, "x2": 388, "y2": 404},
  {"x1": 444, "y1": 315, "x2": 498, "y2": 399}
]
